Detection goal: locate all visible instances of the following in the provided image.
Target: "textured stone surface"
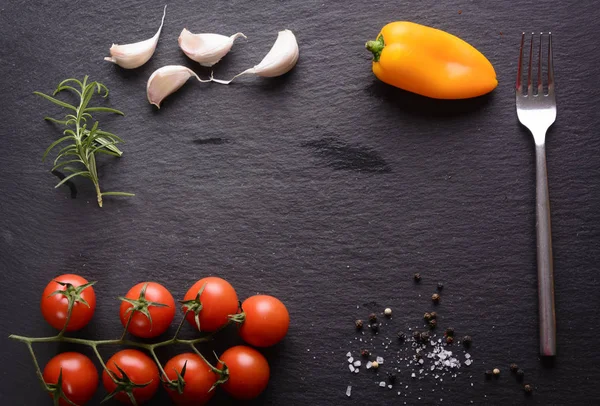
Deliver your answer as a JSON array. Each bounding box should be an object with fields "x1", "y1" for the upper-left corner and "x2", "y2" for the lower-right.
[{"x1": 1, "y1": 0, "x2": 599, "y2": 404}]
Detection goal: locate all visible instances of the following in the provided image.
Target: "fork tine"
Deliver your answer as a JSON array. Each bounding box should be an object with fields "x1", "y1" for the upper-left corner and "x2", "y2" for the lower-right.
[
  {"x1": 537, "y1": 33, "x2": 543, "y2": 96},
  {"x1": 548, "y1": 32, "x2": 555, "y2": 94},
  {"x1": 527, "y1": 32, "x2": 534, "y2": 95},
  {"x1": 516, "y1": 32, "x2": 525, "y2": 95}
]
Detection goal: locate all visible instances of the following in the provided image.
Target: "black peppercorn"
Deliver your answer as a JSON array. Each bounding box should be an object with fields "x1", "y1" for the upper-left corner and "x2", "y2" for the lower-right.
[
  {"x1": 387, "y1": 372, "x2": 397, "y2": 384},
  {"x1": 444, "y1": 327, "x2": 454, "y2": 337},
  {"x1": 370, "y1": 323, "x2": 379, "y2": 332},
  {"x1": 430, "y1": 312, "x2": 437, "y2": 319},
  {"x1": 516, "y1": 369, "x2": 525, "y2": 382},
  {"x1": 361, "y1": 349, "x2": 370, "y2": 357},
  {"x1": 369, "y1": 313, "x2": 378, "y2": 323},
  {"x1": 437, "y1": 282, "x2": 444, "y2": 291},
  {"x1": 462, "y1": 335, "x2": 472, "y2": 347},
  {"x1": 398, "y1": 332, "x2": 406, "y2": 342},
  {"x1": 414, "y1": 273, "x2": 421, "y2": 282},
  {"x1": 423, "y1": 312, "x2": 432, "y2": 321},
  {"x1": 524, "y1": 384, "x2": 533, "y2": 394},
  {"x1": 432, "y1": 293, "x2": 440, "y2": 303},
  {"x1": 413, "y1": 331, "x2": 422, "y2": 342},
  {"x1": 510, "y1": 363, "x2": 518, "y2": 373},
  {"x1": 355, "y1": 319, "x2": 363, "y2": 329},
  {"x1": 485, "y1": 370, "x2": 493, "y2": 379},
  {"x1": 445, "y1": 336, "x2": 454, "y2": 344},
  {"x1": 429, "y1": 319, "x2": 437, "y2": 329},
  {"x1": 421, "y1": 331, "x2": 430, "y2": 342}
]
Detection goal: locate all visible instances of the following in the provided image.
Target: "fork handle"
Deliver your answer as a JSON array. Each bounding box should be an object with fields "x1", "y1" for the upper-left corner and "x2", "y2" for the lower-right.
[{"x1": 535, "y1": 143, "x2": 556, "y2": 356}]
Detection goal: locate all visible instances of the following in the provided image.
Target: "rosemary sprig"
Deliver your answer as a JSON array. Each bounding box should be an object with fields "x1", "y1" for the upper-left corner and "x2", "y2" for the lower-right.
[{"x1": 34, "y1": 76, "x2": 134, "y2": 207}]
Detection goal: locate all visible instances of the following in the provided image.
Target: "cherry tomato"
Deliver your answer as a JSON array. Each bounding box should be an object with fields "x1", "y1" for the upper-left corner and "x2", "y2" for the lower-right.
[
  {"x1": 119, "y1": 282, "x2": 175, "y2": 338},
  {"x1": 218, "y1": 346, "x2": 270, "y2": 400},
  {"x1": 41, "y1": 274, "x2": 96, "y2": 332},
  {"x1": 163, "y1": 353, "x2": 217, "y2": 406},
  {"x1": 183, "y1": 277, "x2": 238, "y2": 332},
  {"x1": 43, "y1": 352, "x2": 98, "y2": 406},
  {"x1": 239, "y1": 295, "x2": 289, "y2": 347},
  {"x1": 102, "y1": 349, "x2": 159, "y2": 405}
]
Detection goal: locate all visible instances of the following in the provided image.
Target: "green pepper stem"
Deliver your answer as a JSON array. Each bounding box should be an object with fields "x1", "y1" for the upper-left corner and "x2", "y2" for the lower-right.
[{"x1": 365, "y1": 35, "x2": 385, "y2": 62}]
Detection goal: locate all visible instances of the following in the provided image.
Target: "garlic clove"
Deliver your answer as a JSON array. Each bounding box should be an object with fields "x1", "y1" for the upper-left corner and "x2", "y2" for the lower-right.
[
  {"x1": 146, "y1": 65, "x2": 209, "y2": 108},
  {"x1": 211, "y1": 29, "x2": 299, "y2": 84},
  {"x1": 178, "y1": 29, "x2": 246, "y2": 67},
  {"x1": 104, "y1": 5, "x2": 167, "y2": 69}
]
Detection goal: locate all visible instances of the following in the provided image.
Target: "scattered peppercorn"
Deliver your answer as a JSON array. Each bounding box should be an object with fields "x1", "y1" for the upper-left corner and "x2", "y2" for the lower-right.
[
  {"x1": 444, "y1": 327, "x2": 454, "y2": 337},
  {"x1": 355, "y1": 319, "x2": 363, "y2": 329},
  {"x1": 369, "y1": 313, "x2": 378, "y2": 323},
  {"x1": 384, "y1": 307, "x2": 392, "y2": 317},
  {"x1": 485, "y1": 370, "x2": 493, "y2": 379},
  {"x1": 430, "y1": 312, "x2": 437, "y2": 319},
  {"x1": 370, "y1": 323, "x2": 379, "y2": 332},
  {"x1": 445, "y1": 336, "x2": 454, "y2": 344},
  {"x1": 423, "y1": 312, "x2": 432, "y2": 321},
  {"x1": 413, "y1": 331, "x2": 422, "y2": 342},
  {"x1": 437, "y1": 282, "x2": 444, "y2": 291},
  {"x1": 432, "y1": 293, "x2": 440, "y2": 303},
  {"x1": 510, "y1": 363, "x2": 519, "y2": 373},
  {"x1": 398, "y1": 332, "x2": 406, "y2": 342},
  {"x1": 429, "y1": 319, "x2": 437, "y2": 329},
  {"x1": 462, "y1": 335, "x2": 472, "y2": 347},
  {"x1": 387, "y1": 373, "x2": 396, "y2": 384},
  {"x1": 524, "y1": 384, "x2": 533, "y2": 394},
  {"x1": 493, "y1": 368, "x2": 500, "y2": 377},
  {"x1": 414, "y1": 273, "x2": 421, "y2": 282},
  {"x1": 371, "y1": 361, "x2": 379, "y2": 369},
  {"x1": 421, "y1": 331, "x2": 430, "y2": 342},
  {"x1": 361, "y1": 349, "x2": 370, "y2": 357},
  {"x1": 516, "y1": 369, "x2": 525, "y2": 381}
]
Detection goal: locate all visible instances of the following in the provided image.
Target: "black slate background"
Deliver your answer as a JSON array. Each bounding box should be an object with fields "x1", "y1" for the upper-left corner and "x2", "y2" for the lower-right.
[{"x1": 1, "y1": 0, "x2": 600, "y2": 405}]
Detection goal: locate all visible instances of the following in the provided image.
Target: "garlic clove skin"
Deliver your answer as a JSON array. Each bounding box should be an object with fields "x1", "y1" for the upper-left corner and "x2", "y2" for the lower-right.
[
  {"x1": 104, "y1": 5, "x2": 167, "y2": 69},
  {"x1": 211, "y1": 29, "x2": 299, "y2": 84},
  {"x1": 146, "y1": 65, "x2": 208, "y2": 108},
  {"x1": 178, "y1": 29, "x2": 246, "y2": 67}
]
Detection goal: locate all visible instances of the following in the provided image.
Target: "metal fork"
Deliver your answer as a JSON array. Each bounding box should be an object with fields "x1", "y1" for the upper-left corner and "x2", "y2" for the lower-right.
[{"x1": 516, "y1": 32, "x2": 557, "y2": 357}]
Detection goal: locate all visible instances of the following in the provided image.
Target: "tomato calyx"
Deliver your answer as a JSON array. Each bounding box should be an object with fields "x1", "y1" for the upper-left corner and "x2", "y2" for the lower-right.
[
  {"x1": 48, "y1": 280, "x2": 97, "y2": 334},
  {"x1": 179, "y1": 283, "x2": 207, "y2": 331},
  {"x1": 46, "y1": 368, "x2": 79, "y2": 406},
  {"x1": 119, "y1": 282, "x2": 169, "y2": 331},
  {"x1": 209, "y1": 351, "x2": 229, "y2": 392},
  {"x1": 162, "y1": 360, "x2": 187, "y2": 394},
  {"x1": 103, "y1": 362, "x2": 152, "y2": 405}
]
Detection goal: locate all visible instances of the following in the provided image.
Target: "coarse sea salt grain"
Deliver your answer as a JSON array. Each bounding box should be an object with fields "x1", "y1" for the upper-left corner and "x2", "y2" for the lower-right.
[
  {"x1": 411, "y1": 373, "x2": 416, "y2": 378},
  {"x1": 380, "y1": 381, "x2": 386, "y2": 387},
  {"x1": 349, "y1": 365, "x2": 355, "y2": 373},
  {"x1": 346, "y1": 352, "x2": 352, "y2": 357},
  {"x1": 354, "y1": 368, "x2": 359, "y2": 374},
  {"x1": 376, "y1": 356, "x2": 384, "y2": 364},
  {"x1": 354, "y1": 360, "x2": 361, "y2": 367},
  {"x1": 346, "y1": 386, "x2": 352, "y2": 397},
  {"x1": 465, "y1": 353, "x2": 471, "y2": 359},
  {"x1": 348, "y1": 357, "x2": 354, "y2": 363},
  {"x1": 366, "y1": 361, "x2": 373, "y2": 369},
  {"x1": 465, "y1": 359, "x2": 472, "y2": 366}
]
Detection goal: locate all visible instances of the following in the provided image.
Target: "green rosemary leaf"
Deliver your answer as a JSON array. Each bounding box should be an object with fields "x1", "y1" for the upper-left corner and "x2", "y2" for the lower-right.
[
  {"x1": 58, "y1": 78, "x2": 83, "y2": 89},
  {"x1": 53, "y1": 85, "x2": 81, "y2": 97},
  {"x1": 94, "y1": 148, "x2": 122, "y2": 157},
  {"x1": 96, "y1": 130, "x2": 124, "y2": 143},
  {"x1": 88, "y1": 154, "x2": 98, "y2": 181},
  {"x1": 42, "y1": 136, "x2": 75, "y2": 162},
  {"x1": 84, "y1": 107, "x2": 125, "y2": 116},
  {"x1": 52, "y1": 159, "x2": 84, "y2": 172},
  {"x1": 89, "y1": 141, "x2": 118, "y2": 157},
  {"x1": 54, "y1": 171, "x2": 90, "y2": 188},
  {"x1": 44, "y1": 117, "x2": 68, "y2": 125},
  {"x1": 33, "y1": 91, "x2": 77, "y2": 111},
  {"x1": 101, "y1": 192, "x2": 136, "y2": 197},
  {"x1": 54, "y1": 151, "x2": 79, "y2": 166},
  {"x1": 94, "y1": 137, "x2": 123, "y2": 156}
]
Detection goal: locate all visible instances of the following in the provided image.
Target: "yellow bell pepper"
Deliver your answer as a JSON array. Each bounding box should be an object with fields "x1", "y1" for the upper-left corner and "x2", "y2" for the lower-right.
[{"x1": 366, "y1": 22, "x2": 498, "y2": 99}]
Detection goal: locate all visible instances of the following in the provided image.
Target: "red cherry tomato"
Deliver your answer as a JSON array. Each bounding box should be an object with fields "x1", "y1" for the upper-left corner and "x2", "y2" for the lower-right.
[
  {"x1": 182, "y1": 277, "x2": 238, "y2": 332},
  {"x1": 119, "y1": 282, "x2": 175, "y2": 338},
  {"x1": 163, "y1": 353, "x2": 217, "y2": 406},
  {"x1": 218, "y1": 346, "x2": 270, "y2": 400},
  {"x1": 102, "y1": 349, "x2": 159, "y2": 405},
  {"x1": 239, "y1": 295, "x2": 289, "y2": 347},
  {"x1": 41, "y1": 274, "x2": 96, "y2": 332},
  {"x1": 43, "y1": 352, "x2": 98, "y2": 406}
]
